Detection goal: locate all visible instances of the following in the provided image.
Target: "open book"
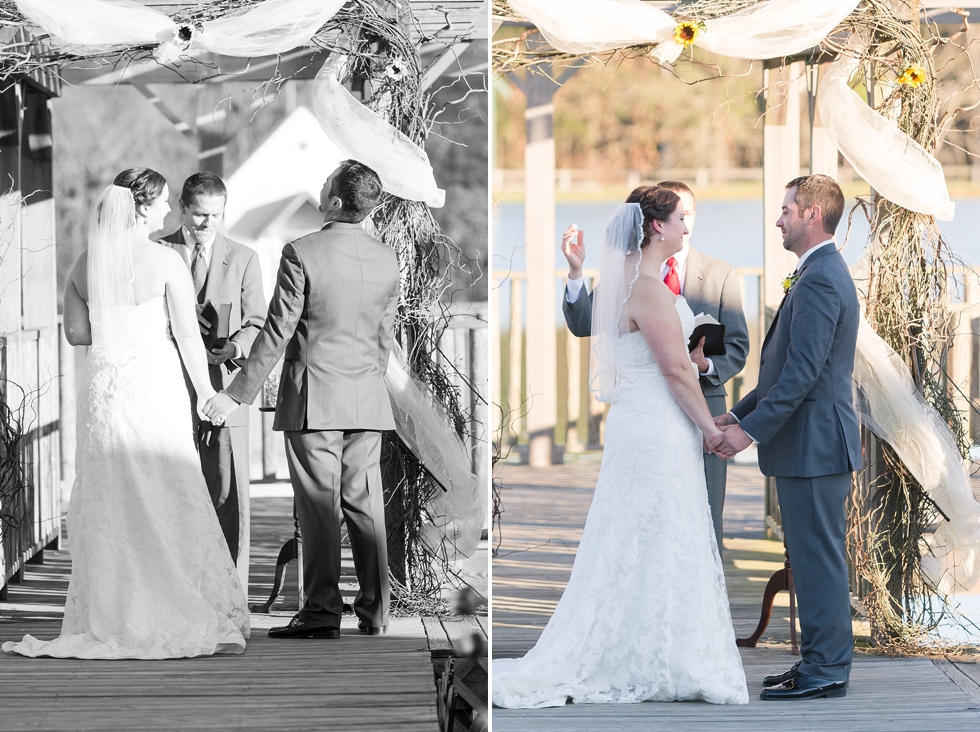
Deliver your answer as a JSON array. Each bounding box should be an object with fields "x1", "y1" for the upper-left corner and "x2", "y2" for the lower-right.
[{"x1": 688, "y1": 313, "x2": 726, "y2": 356}]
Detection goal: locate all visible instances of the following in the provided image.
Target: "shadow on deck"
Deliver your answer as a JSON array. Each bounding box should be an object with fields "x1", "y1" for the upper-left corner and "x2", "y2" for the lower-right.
[
  {"x1": 492, "y1": 462, "x2": 980, "y2": 731},
  {"x1": 0, "y1": 493, "x2": 439, "y2": 731}
]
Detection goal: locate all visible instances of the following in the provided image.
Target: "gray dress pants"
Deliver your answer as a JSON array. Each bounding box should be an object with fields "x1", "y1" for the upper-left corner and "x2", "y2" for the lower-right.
[{"x1": 285, "y1": 429, "x2": 389, "y2": 628}]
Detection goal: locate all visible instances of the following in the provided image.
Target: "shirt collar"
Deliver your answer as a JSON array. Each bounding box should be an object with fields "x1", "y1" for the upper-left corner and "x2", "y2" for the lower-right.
[
  {"x1": 661, "y1": 240, "x2": 690, "y2": 271},
  {"x1": 795, "y1": 239, "x2": 835, "y2": 273}
]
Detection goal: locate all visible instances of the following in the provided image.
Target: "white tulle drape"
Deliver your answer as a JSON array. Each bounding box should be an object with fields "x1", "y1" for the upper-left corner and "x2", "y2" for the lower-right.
[
  {"x1": 507, "y1": 0, "x2": 859, "y2": 64},
  {"x1": 385, "y1": 349, "x2": 484, "y2": 561},
  {"x1": 688, "y1": 0, "x2": 861, "y2": 63},
  {"x1": 87, "y1": 185, "x2": 137, "y2": 362},
  {"x1": 16, "y1": 0, "x2": 344, "y2": 64},
  {"x1": 852, "y1": 318, "x2": 980, "y2": 593},
  {"x1": 817, "y1": 51, "x2": 955, "y2": 221},
  {"x1": 507, "y1": 0, "x2": 675, "y2": 55},
  {"x1": 849, "y1": 254, "x2": 980, "y2": 593},
  {"x1": 312, "y1": 56, "x2": 446, "y2": 208}
]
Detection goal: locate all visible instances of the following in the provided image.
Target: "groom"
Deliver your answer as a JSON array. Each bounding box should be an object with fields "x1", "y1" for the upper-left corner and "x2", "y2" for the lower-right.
[
  {"x1": 716, "y1": 174, "x2": 860, "y2": 700},
  {"x1": 205, "y1": 160, "x2": 399, "y2": 639},
  {"x1": 562, "y1": 180, "x2": 749, "y2": 553},
  {"x1": 158, "y1": 171, "x2": 266, "y2": 591}
]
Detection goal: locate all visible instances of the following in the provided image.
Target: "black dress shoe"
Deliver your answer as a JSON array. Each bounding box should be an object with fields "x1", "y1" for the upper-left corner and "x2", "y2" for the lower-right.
[
  {"x1": 763, "y1": 661, "x2": 801, "y2": 687},
  {"x1": 357, "y1": 621, "x2": 387, "y2": 635},
  {"x1": 760, "y1": 672, "x2": 847, "y2": 701},
  {"x1": 268, "y1": 616, "x2": 340, "y2": 640}
]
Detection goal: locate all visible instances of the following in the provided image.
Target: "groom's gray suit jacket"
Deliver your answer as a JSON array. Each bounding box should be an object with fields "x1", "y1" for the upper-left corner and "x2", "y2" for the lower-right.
[{"x1": 731, "y1": 243, "x2": 861, "y2": 477}]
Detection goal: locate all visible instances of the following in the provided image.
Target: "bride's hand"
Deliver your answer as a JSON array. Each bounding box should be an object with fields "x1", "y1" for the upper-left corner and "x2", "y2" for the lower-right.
[
  {"x1": 197, "y1": 390, "x2": 218, "y2": 423},
  {"x1": 705, "y1": 429, "x2": 729, "y2": 458}
]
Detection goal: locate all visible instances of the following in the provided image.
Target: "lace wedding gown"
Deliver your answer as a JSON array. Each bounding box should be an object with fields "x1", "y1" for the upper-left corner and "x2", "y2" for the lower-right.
[
  {"x1": 2, "y1": 296, "x2": 250, "y2": 659},
  {"x1": 493, "y1": 297, "x2": 748, "y2": 707}
]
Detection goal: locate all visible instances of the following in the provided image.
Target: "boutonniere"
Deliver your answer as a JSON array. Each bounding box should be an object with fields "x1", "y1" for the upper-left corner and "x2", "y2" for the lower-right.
[{"x1": 782, "y1": 273, "x2": 800, "y2": 295}]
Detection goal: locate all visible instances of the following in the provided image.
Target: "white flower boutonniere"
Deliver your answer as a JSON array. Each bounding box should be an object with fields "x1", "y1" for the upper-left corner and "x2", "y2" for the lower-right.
[{"x1": 782, "y1": 273, "x2": 800, "y2": 295}]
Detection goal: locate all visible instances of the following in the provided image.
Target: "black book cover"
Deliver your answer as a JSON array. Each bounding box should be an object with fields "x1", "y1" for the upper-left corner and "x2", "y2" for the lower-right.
[
  {"x1": 688, "y1": 315, "x2": 726, "y2": 356},
  {"x1": 200, "y1": 301, "x2": 231, "y2": 351}
]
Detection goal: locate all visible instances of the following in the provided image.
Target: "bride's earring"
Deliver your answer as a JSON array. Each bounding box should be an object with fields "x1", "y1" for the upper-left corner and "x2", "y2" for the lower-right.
[{"x1": 660, "y1": 235, "x2": 665, "y2": 241}]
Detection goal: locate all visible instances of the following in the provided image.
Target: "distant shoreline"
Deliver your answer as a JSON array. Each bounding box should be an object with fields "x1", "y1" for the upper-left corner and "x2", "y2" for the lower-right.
[{"x1": 493, "y1": 181, "x2": 980, "y2": 205}]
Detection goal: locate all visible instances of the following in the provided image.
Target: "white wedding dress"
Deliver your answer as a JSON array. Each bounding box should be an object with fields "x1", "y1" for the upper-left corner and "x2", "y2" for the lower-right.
[
  {"x1": 492, "y1": 297, "x2": 748, "y2": 707},
  {"x1": 2, "y1": 295, "x2": 250, "y2": 659}
]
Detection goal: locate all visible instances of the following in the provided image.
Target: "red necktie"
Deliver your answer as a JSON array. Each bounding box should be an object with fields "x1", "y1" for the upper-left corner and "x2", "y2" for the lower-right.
[{"x1": 664, "y1": 256, "x2": 681, "y2": 295}]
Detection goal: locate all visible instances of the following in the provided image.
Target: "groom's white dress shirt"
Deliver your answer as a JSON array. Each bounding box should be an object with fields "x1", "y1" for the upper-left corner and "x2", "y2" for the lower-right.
[
  {"x1": 565, "y1": 242, "x2": 718, "y2": 376},
  {"x1": 730, "y1": 239, "x2": 837, "y2": 442},
  {"x1": 182, "y1": 227, "x2": 243, "y2": 360}
]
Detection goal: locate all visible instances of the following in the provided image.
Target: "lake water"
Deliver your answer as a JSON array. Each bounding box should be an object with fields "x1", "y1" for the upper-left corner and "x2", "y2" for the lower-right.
[{"x1": 492, "y1": 198, "x2": 980, "y2": 273}]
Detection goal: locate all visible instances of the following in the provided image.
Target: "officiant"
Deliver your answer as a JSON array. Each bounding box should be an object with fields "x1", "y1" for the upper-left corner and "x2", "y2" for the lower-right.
[{"x1": 158, "y1": 171, "x2": 266, "y2": 590}]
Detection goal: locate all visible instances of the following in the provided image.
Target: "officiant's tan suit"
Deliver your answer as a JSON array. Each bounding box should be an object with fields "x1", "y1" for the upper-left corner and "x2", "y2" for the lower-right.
[
  {"x1": 158, "y1": 228, "x2": 266, "y2": 591},
  {"x1": 225, "y1": 221, "x2": 400, "y2": 630}
]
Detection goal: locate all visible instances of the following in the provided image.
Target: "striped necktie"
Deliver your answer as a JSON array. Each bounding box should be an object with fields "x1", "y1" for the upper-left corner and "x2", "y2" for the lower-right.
[{"x1": 191, "y1": 242, "x2": 207, "y2": 301}]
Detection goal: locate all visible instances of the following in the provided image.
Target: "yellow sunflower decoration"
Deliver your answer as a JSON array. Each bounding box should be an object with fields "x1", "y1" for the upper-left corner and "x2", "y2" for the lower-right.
[
  {"x1": 673, "y1": 20, "x2": 705, "y2": 48},
  {"x1": 896, "y1": 65, "x2": 927, "y2": 88}
]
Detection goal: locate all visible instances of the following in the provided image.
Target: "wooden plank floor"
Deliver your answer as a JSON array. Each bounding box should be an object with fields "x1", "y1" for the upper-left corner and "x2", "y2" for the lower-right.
[
  {"x1": 0, "y1": 491, "x2": 438, "y2": 731},
  {"x1": 492, "y1": 462, "x2": 980, "y2": 731}
]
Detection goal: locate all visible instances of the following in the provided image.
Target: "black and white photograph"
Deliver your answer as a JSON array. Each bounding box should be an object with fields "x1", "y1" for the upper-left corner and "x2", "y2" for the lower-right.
[{"x1": 0, "y1": 1, "x2": 488, "y2": 730}]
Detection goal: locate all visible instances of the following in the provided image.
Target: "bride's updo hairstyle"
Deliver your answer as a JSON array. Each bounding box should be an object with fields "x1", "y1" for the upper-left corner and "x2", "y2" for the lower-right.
[
  {"x1": 638, "y1": 186, "x2": 681, "y2": 250},
  {"x1": 112, "y1": 167, "x2": 167, "y2": 219}
]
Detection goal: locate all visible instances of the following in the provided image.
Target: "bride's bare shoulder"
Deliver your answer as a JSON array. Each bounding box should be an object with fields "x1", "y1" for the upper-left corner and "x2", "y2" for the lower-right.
[
  {"x1": 631, "y1": 271, "x2": 671, "y2": 304},
  {"x1": 135, "y1": 239, "x2": 182, "y2": 268}
]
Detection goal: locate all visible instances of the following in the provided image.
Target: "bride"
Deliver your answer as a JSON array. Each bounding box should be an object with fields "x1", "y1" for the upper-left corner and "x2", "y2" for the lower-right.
[
  {"x1": 492, "y1": 187, "x2": 748, "y2": 707},
  {"x1": 2, "y1": 168, "x2": 249, "y2": 659}
]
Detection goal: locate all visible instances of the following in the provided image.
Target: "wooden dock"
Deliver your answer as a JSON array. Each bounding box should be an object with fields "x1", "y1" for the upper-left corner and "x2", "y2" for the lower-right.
[
  {"x1": 0, "y1": 491, "x2": 440, "y2": 731},
  {"x1": 492, "y1": 462, "x2": 980, "y2": 731}
]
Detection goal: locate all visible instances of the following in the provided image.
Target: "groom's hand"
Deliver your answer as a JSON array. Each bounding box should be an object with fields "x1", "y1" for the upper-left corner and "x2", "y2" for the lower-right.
[
  {"x1": 717, "y1": 423, "x2": 752, "y2": 457},
  {"x1": 713, "y1": 412, "x2": 736, "y2": 428},
  {"x1": 203, "y1": 391, "x2": 240, "y2": 424}
]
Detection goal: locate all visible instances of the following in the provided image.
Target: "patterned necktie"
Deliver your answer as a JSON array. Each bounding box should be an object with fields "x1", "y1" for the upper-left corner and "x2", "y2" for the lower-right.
[
  {"x1": 191, "y1": 242, "x2": 207, "y2": 301},
  {"x1": 664, "y1": 256, "x2": 681, "y2": 295}
]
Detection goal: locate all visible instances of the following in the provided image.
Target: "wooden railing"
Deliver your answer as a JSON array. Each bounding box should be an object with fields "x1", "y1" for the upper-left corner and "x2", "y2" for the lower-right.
[
  {"x1": 492, "y1": 267, "x2": 765, "y2": 459},
  {"x1": 1, "y1": 326, "x2": 62, "y2": 597},
  {"x1": 494, "y1": 265, "x2": 980, "y2": 463}
]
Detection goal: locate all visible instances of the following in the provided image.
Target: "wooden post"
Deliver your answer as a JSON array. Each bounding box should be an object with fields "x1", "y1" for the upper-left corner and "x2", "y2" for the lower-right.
[
  {"x1": 516, "y1": 69, "x2": 558, "y2": 466},
  {"x1": 470, "y1": 326, "x2": 489, "y2": 489},
  {"x1": 763, "y1": 62, "x2": 804, "y2": 311},
  {"x1": 762, "y1": 61, "x2": 804, "y2": 536},
  {"x1": 508, "y1": 277, "x2": 522, "y2": 441},
  {"x1": 491, "y1": 276, "x2": 502, "y2": 443},
  {"x1": 510, "y1": 63, "x2": 579, "y2": 466},
  {"x1": 564, "y1": 316, "x2": 582, "y2": 452}
]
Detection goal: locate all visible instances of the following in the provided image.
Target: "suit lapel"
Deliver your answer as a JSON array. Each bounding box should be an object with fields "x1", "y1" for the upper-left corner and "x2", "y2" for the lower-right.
[
  {"x1": 204, "y1": 232, "x2": 231, "y2": 304},
  {"x1": 682, "y1": 249, "x2": 706, "y2": 315},
  {"x1": 759, "y1": 245, "x2": 837, "y2": 353}
]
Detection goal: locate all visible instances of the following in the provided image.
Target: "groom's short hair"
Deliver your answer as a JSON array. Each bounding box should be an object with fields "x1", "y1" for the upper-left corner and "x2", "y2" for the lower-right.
[
  {"x1": 180, "y1": 171, "x2": 227, "y2": 205},
  {"x1": 657, "y1": 180, "x2": 696, "y2": 208},
  {"x1": 786, "y1": 174, "x2": 844, "y2": 235},
  {"x1": 330, "y1": 160, "x2": 383, "y2": 222}
]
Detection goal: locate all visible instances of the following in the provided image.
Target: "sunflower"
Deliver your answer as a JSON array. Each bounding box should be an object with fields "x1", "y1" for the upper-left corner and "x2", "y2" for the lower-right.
[
  {"x1": 896, "y1": 65, "x2": 927, "y2": 88},
  {"x1": 673, "y1": 20, "x2": 704, "y2": 48},
  {"x1": 782, "y1": 274, "x2": 799, "y2": 295}
]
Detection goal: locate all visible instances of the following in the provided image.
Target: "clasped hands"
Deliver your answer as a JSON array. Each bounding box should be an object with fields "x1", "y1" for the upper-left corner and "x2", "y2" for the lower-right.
[
  {"x1": 201, "y1": 391, "x2": 240, "y2": 427},
  {"x1": 704, "y1": 412, "x2": 753, "y2": 459}
]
